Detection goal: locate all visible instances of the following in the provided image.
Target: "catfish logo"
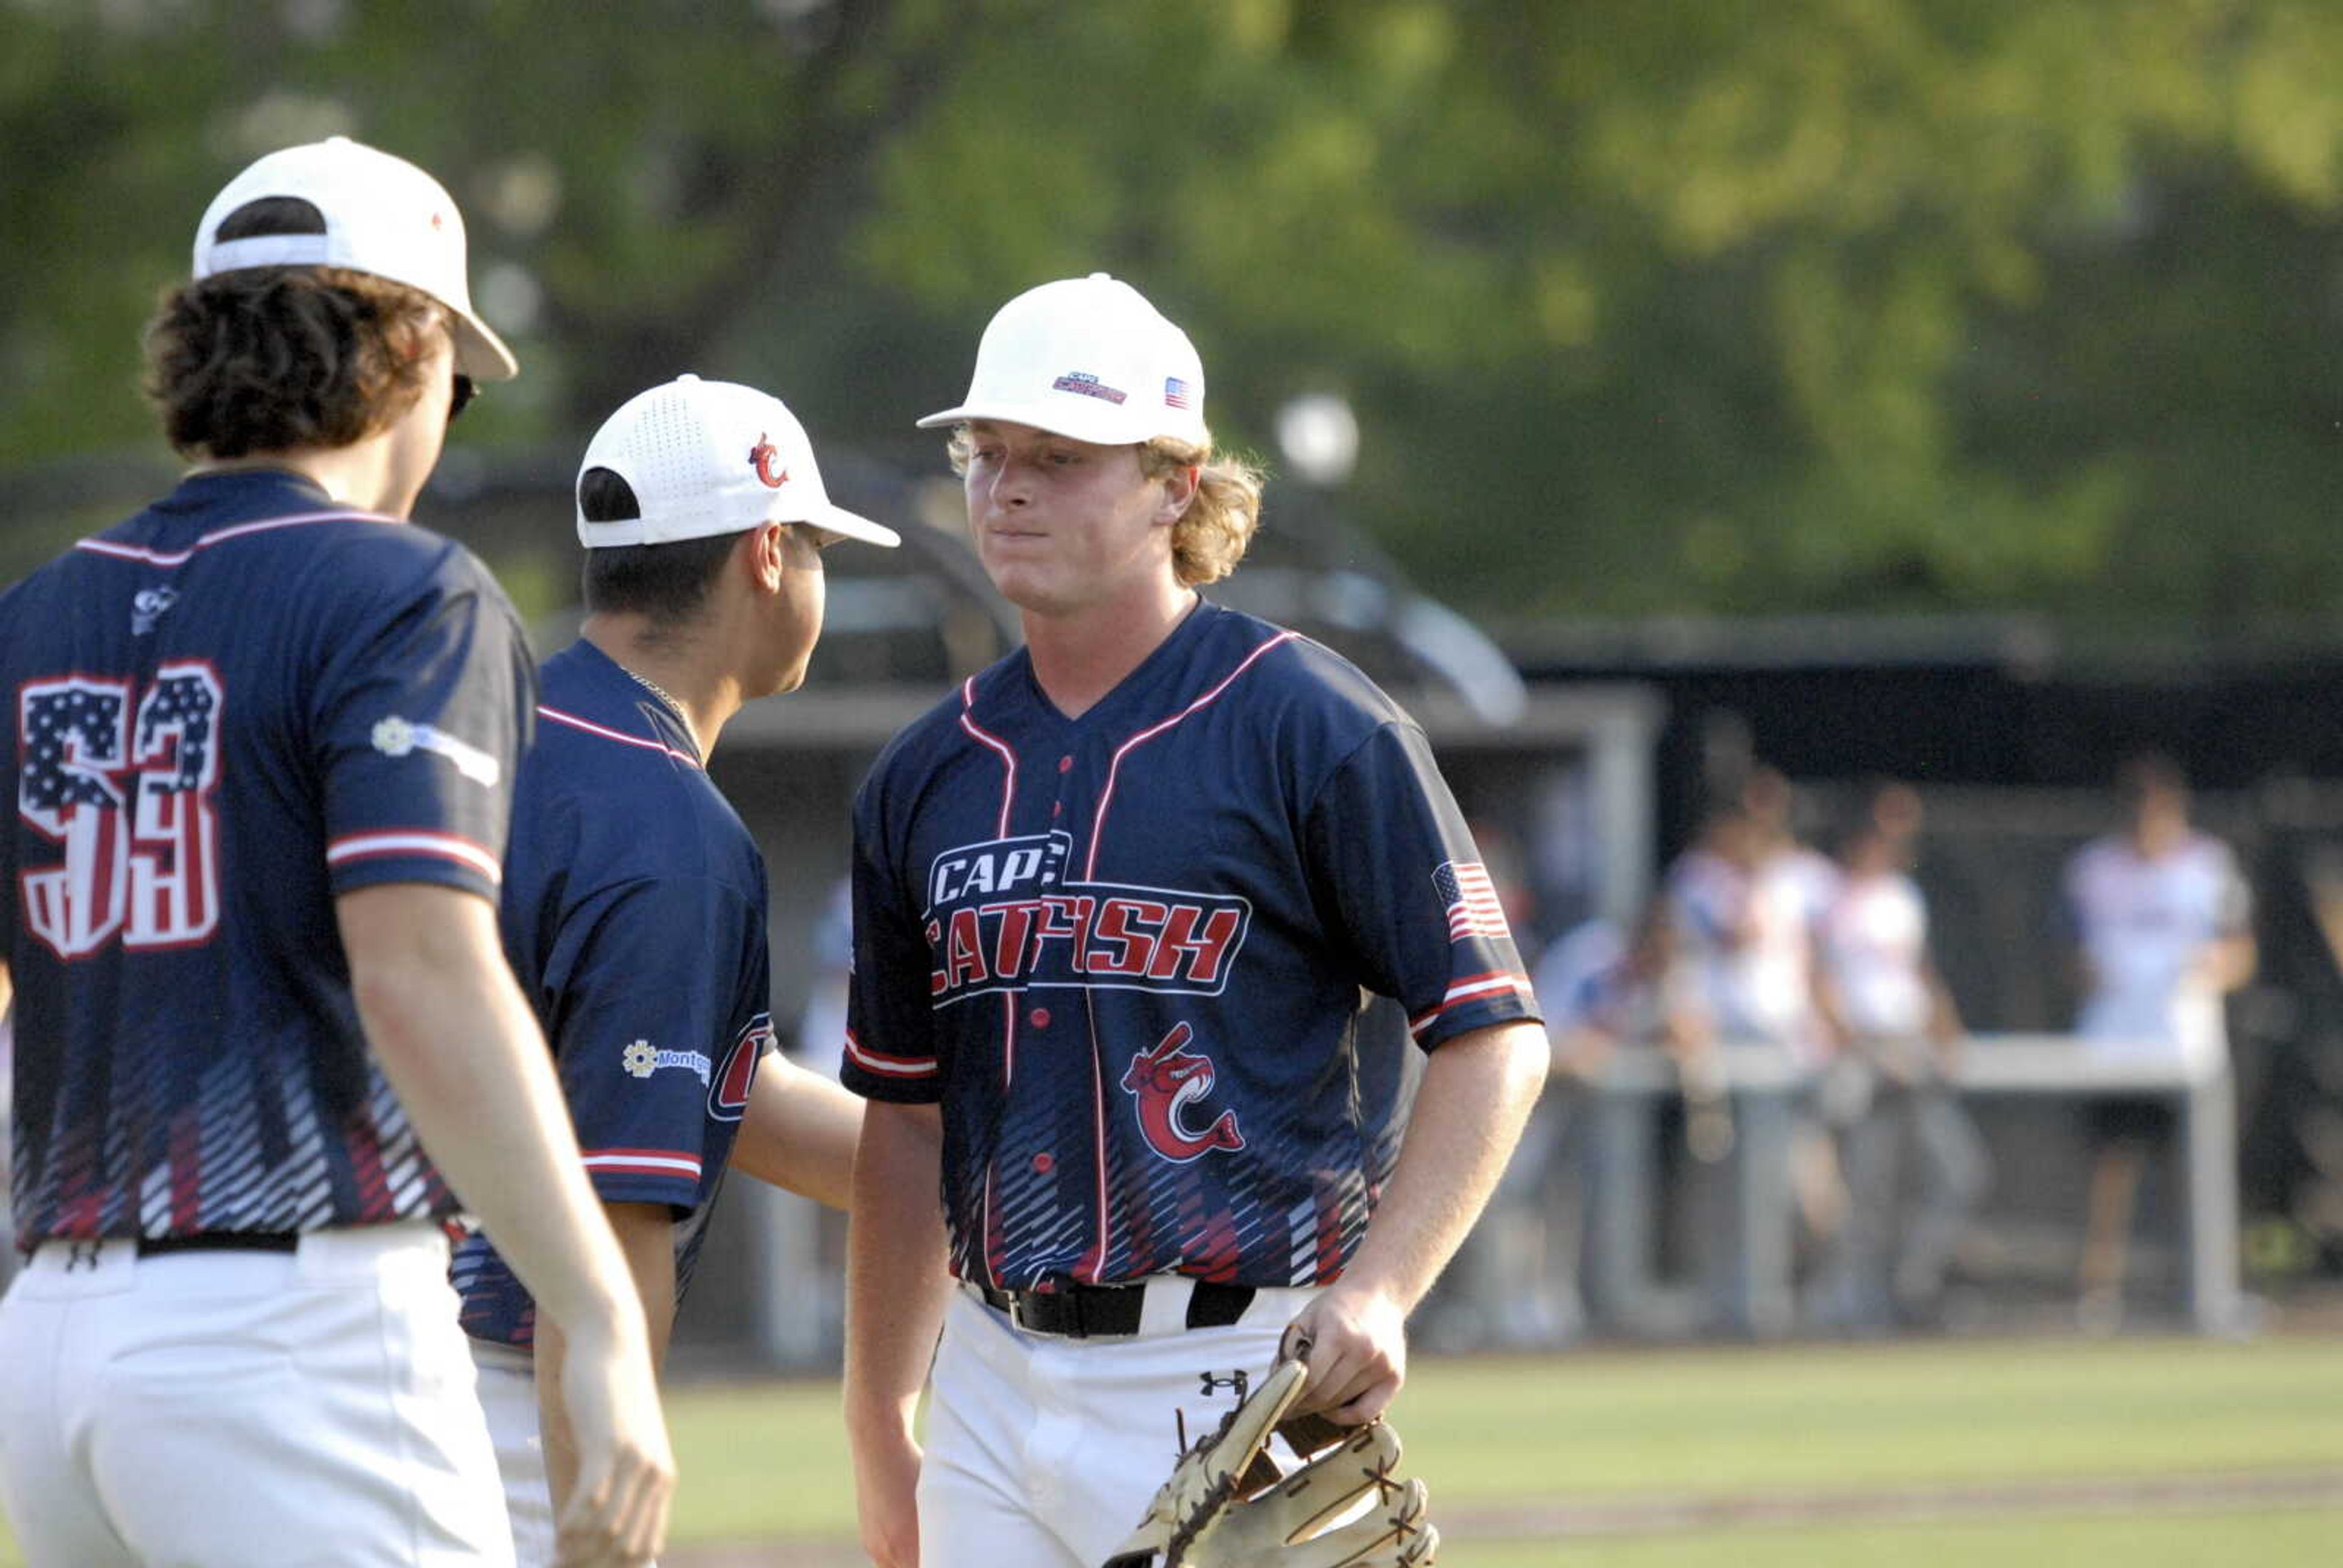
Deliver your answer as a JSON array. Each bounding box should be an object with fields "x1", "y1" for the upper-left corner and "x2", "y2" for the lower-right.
[
  {"x1": 707, "y1": 1012, "x2": 769, "y2": 1123},
  {"x1": 748, "y1": 433, "x2": 790, "y2": 489},
  {"x1": 1121, "y1": 1022, "x2": 1244, "y2": 1163}
]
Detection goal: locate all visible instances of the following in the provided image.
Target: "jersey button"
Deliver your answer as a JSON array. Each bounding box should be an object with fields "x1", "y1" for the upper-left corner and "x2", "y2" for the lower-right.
[
  {"x1": 1032, "y1": 1153, "x2": 1056, "y2": 1174},
  {"x1": 1028, "y1": 1007, "x2": 1051, "y2": 1028},
  {"x1": 1058, "y1": 755, "x2": 1073, "y2": 772}
]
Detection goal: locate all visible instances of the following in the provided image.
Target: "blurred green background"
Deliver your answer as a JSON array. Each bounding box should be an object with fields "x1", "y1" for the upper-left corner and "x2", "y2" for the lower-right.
[{"x1": 9, "y1": 0, "x2": 2343, "y2": 631}]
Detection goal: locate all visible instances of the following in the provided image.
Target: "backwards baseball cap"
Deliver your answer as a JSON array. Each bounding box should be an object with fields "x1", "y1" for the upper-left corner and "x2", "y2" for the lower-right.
[
  {"x1": 916, "y1": 272, "x2": 1208, "y2": 448},
  {"x1": 192, "y1": 135, "x2": 517, "y2": 381},
  {"x1": 576, "y1": 375, "x2": 899, "y2": 550}
]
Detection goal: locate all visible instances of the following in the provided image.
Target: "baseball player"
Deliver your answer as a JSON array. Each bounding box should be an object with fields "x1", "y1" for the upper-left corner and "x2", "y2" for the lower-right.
[
  {"x1": 0, "y1": 137, "x2": 671, "y2": 1567},
  {"x1": 839, "y1": 273, "x2": 1552, "y2": 1568},
  {"x1": 450, "y1": 375, "x2": 894, "y2": 1564}
]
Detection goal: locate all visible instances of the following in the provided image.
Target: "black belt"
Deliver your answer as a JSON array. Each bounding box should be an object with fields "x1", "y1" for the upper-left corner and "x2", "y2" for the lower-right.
[
  {"x1": 135, "y1": 1232, "x2": 301, "y2": 1257},
  {"x1": 977, "y1": 1277, "x2": 1255, "y2": 1339}
]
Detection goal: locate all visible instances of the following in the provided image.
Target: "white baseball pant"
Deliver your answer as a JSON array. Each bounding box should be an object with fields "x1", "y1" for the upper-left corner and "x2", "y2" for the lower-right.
[
  {"x1": 468, "y1": 1337, "x2": 663, "y2": 1568},
  {"x1": 0, "y1": 1223, "x2": 512, "y2": 1567},
  {"x1": 916, "y1": 1279, "x2": 1320, "y2": 1568},
  {"x1": 469, "y1": 1340, "x2": 558, "y2": 1568}
]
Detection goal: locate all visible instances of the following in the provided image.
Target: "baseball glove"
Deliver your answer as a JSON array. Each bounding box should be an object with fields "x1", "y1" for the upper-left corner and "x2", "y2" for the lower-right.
[{"x1": 1099, "y1": 1358, "x2": 1438, "y2": 1567}]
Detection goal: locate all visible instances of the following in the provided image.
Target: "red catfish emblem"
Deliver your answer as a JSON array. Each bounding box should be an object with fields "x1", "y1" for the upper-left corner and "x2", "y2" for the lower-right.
[
  {"x1": 1120, "y1": 1022, "x2": 1245, "y2": 1163},
  {"x1": 749, "y1": 433, "x2": 790, "y2": 489}
]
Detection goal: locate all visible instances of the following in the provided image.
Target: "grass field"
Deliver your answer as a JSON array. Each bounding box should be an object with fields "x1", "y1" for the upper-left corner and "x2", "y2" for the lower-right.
[{"x1": 4, "y1": 1333, "x2": 2339, "y2": 1564}]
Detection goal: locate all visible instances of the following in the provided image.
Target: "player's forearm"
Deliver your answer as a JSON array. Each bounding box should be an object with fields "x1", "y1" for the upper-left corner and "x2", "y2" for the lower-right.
[
  {"x1": 1337, "y1": 1021, "x2": 1548, "y2": 1316},
  {"x1": 731, "y1": 1055, "x2": 864, "y2": 1210},
  {"x1": 843, "y1": 1101, "x2": 950, "y2": 1437},
  {"x1": 539, "y1": 1201, "x2": 678, "y2": 1520},
  {"x1": 338, "y1": 884, "x2": 644, "y2": 1347}
]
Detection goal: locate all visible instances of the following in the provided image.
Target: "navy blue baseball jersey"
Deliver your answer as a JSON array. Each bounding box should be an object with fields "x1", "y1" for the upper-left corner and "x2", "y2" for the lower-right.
[
  {"x1": 841, "y1": 600, "x2": 1539, "y2": 1291},
  {"x1": 0, "y1": 470, "x2": 533, "y2": 1251},
  {"x1": 450, "y1": 639, "x2": 772, "y2": 1348}
]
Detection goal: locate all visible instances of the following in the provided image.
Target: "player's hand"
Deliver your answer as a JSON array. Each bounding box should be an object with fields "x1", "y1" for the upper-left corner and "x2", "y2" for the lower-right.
[
  {"x1": 849, "y1": 1421, "x2": 923, "y2": 1568},
  {"x1": 550, "y1": 1316, "x2": 675, "y2": 1568},
  {"x1": 1279, "y1": 1283, "x2": 1408, "y2": 1426}
]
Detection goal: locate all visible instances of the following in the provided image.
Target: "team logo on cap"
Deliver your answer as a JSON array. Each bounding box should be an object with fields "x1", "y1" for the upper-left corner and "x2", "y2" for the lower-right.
[
  {"x1": 1121, "y1": 1021, "x2": 1245, "y2": 1163},
  {"x1": 749, "y1": 434, "x2": 790, "y2": 489},
  {"x1": 1051, "y1": 371, "x2": 1128, "y2": 406}
]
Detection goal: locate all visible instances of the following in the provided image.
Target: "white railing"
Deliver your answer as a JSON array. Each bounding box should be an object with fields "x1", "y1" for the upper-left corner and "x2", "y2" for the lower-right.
[{"x1": 1583, "y1": 1034, "x2": 2240, "y2": 1337}]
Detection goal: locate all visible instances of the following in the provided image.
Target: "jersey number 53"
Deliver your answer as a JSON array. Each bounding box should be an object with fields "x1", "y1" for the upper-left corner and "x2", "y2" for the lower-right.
[{"x1": 16, "y1": 664, "x2": 224, "y2": 959}]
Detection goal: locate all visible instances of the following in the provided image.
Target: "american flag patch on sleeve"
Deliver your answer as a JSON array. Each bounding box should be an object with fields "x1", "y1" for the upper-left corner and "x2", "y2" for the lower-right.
[{"x1": 1433, "y1": 860, "x2": 1511, "y2": 943}]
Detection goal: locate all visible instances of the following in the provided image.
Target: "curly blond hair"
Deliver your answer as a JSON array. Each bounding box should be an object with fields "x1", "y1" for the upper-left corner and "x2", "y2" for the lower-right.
[
  {"x1": 944, "y1": 429, "x2": 1265, "y2": 588},
  {"x1": 1142, "y1": 437, "x2": 1263, "y2": 588}
]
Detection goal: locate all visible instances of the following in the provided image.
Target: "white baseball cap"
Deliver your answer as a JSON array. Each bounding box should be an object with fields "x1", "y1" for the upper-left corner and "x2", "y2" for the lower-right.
[
  {"x1": 916, "y1": 273, "x2": 1209, "y2": 448},
  {"x1": 576, "y1": 375, "x2": 900, "y2": 550},
  {"x1": 192, "y1": 135, "x2": 518, "y2": 381}
]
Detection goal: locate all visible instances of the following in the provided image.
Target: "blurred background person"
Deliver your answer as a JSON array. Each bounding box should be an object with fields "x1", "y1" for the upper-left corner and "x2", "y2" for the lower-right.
[
  {"x1": 789, "y1": 872, "x2": 855, "y2": 1082},
  {"x1": 1667, "y1": 774, "x2": 1843, "y2": 1251},
  {"x1": 2064, "y1": 752, "x2": 2256, "y2": 1331},
  {"x1": 1438, "y1": 890, "x2": 1681, "y2": 1351},
  {"x1": 1809, "y1": 781, "x2": 1990, "y2": 1334}
]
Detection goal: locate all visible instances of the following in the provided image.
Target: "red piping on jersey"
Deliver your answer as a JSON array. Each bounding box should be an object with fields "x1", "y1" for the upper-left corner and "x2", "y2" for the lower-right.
[
  {"x1": 1073, "y1": 1001, "x2": 1113, "y2": 1284},
  {"x1": 538, "y1": 705, "x2": 701, "y2": 768},
  {"x1": 581, "y1": 1148, "x2": 704, "y2": 1181},
  {"x1": 1406, "y1": 969, "x2": 1533, "y2": 1037},
  {"x1": 325, "y1": 829, "x2": 500, "y2": 883},
  {"x1": 956, "y1": 677, "x2": 1018, "y2": 837},
  {"x1": 73, "y1": 509, "x2": 388, "y2": 567},
  {"x1": 1083, "y1": 631, "x2": 1299, "y2": 880},
  {"x1": 842, "y1": 1029, "x2": 935, "y2": 1077},
  {"x1": 983, "y1": 991, "x2": 1015, "y2": 1286}
]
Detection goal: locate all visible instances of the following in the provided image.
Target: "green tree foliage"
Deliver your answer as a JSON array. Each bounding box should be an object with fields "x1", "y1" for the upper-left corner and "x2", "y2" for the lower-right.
[{"x1": 4, "y1": 0, "x2": 2341, "y2": 633}]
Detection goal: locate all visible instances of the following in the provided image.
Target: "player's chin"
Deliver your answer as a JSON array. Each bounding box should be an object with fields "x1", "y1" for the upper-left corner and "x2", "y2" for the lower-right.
[{"x1": 982, "y1": 564, "x2": 1067, "y2": 614}]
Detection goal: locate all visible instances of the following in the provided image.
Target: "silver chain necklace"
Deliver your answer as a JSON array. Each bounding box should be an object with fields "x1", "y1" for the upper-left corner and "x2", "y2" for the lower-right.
[{"x1": 627, "y1": 667, "x2": 687, "y2": 724}]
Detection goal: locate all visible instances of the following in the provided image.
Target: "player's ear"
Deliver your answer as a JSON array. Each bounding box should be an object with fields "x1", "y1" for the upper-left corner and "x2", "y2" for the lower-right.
[
  {"x1": 742, "y1": 520, "x2": 788, "y2": 594},
  {"x1": 1153, "y1": 461, "x2": 1201, "y2": 527}
]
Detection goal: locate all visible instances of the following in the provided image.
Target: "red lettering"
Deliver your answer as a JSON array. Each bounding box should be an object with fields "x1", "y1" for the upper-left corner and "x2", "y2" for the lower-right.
[
  {"x1": 1034, "y1": 895, "x2": 1097, "y2": 974},
  {"x1": 1089, "y1": 897, "x2": 1166, "y2": 977},
  {"x1": 1146, "y1": 904, "x2": 1242, "y2": 984},
  {"x1": 990, "y1": 899, "x2": 1043, "y2": 979},
  {"x1": 946, "y1": 907, "x2": 989, "y2": 990}
]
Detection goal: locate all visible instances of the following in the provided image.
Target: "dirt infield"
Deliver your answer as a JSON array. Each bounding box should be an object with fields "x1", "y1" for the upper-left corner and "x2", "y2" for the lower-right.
[{"x1": 665, "y1": 1465, "x2": 2343, "y2": 1564}]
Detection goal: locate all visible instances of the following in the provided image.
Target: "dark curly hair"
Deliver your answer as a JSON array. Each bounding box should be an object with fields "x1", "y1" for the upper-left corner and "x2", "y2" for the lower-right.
[{"x1": 143, "y1": 196, "x2": 444, "y2": 459}]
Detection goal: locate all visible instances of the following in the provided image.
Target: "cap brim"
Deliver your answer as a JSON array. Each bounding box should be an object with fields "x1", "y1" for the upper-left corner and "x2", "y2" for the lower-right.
[
  {"x1": 809, "y1": 502, "x2": 899, "y2": 548},
  {"x1": 450, "y1": 309, "x2": 519, "y2": 381},
  {"x1": 913, "y1": 399, "x2": 1142, "y2": 446}
]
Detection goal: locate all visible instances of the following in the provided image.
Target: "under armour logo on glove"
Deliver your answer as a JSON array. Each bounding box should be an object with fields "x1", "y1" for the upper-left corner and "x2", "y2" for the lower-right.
[
  {"x1": 65, "y1": 1241, "x2": 103, "y2": 1273},
  {"x1": 1101, "y1": 1358, "x2": 1440, "y2": 1567}
]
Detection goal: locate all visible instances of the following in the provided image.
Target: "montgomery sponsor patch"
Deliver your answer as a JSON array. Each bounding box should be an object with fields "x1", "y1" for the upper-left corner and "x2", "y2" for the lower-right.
[
  {"x1": 370, "y1": 714, "x2": 502, "y2": 786},
  {"x1": 620, "y1": 1038, "x2": 712, "y2": 1084}
]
